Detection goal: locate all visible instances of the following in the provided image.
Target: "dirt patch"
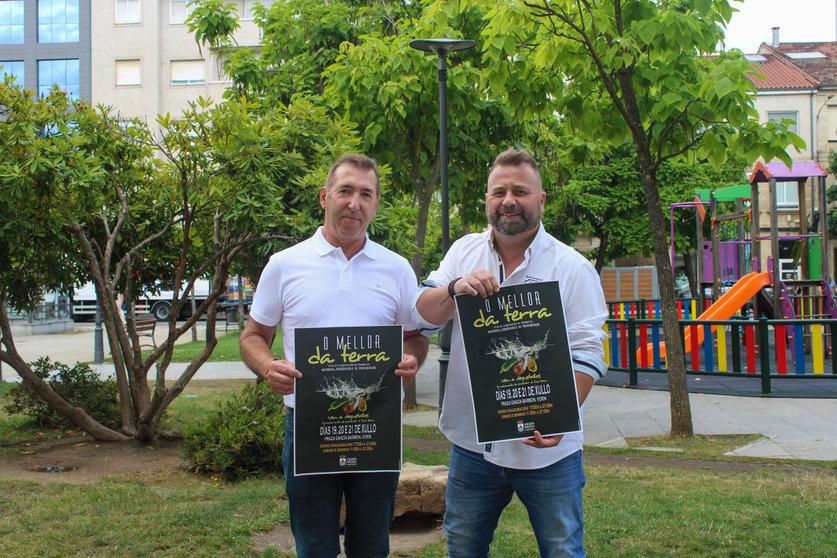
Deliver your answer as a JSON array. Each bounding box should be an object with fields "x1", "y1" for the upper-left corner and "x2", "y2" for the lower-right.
[
  {"x1": 3, "y1": 434, "x2": 834, "y2": 556},
  {"x1": 3, "y1": 435, "x2": 834, "y2": 487},
  {"x1": 583, "y1": 448, "x2": 837, "y2": 475},
  {"x1": 253, "y1": 516, "x2": 444, "y2": 557},
  {"x1": 0, "y1": 434, "x2": 186, "y2": 484}
]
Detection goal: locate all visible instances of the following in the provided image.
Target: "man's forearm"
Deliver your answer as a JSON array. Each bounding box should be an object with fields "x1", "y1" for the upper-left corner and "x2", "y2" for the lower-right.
[
  {"x1": 415, "y1": 286, "x2": 456, "y2": 329},
  {"x1": 574, "y1": 371, "x2": 595, "y2": 406},
  {"x1": 404, "y1": 330, "x2": 430, "y2": 367},
  {"x1": 240, "y1": 320, "x2": 279, "y2": 379}
]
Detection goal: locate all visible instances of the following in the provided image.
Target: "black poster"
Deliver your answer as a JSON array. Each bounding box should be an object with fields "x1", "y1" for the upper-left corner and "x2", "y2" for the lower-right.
[
  {"x1": 294, "y1": 325, "x2": 403, "y2": 475},
  {"x1": 454, "y1": 281, "x2": 580, "y2": 443}
]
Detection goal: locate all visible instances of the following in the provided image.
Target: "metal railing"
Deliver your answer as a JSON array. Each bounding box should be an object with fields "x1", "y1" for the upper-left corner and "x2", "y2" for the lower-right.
[
  {"x1": 605, "y1": 314, "x2": 837, "y2": 394},
  {"x1": 7, "y1": 301, "x2": 72, "y2": 323}
]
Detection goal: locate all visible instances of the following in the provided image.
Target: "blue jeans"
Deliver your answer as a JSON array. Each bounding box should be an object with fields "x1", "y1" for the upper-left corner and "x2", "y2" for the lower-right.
[
  {"x1": 445, "y1": 444, "x2": 586, "y2": 557},
  {"x1": 282, "y1": 409, "x2": 399, "y2": 558}
]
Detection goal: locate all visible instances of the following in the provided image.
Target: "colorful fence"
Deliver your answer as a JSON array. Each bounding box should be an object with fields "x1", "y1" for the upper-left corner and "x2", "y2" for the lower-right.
[{"x1": 604, "y1": 299, "x2": 837, "y2": 394}]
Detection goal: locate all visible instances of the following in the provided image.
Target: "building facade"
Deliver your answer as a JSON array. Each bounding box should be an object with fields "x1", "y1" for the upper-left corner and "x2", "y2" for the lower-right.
[
  {"x1": 0, "y1": 0, "x2": 92, "y2": 99},
  {"x1": 90, "y1": 0, "x2": 261, "y2": 123},
  {"x1": 747, "y1": 28, "x2": 837, "y2": 280},
  {"x1": 1, "y1": 0, "x2": 260, "y2": 122}
]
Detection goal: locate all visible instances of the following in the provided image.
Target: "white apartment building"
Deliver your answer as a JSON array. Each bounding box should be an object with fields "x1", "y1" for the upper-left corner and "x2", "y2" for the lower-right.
[
  {"x1": 1, "y1": 0, "x2": 262, "y2": 123},
  {"x1": 91, "y1": 0, "x2": 262, "y2": 123}
]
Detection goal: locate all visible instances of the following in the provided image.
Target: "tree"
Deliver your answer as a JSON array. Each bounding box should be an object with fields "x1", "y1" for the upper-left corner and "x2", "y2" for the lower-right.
[
  {"x1": 0, "y1": 81, "x2": 358, "y2": 441},
  {"x1": 479, "y1": 0, "x2": 803, "y2": 436},
  {"x1": 561, "y1": 147, "x2": 747, "y2": 272},
  {"x1": 189, "y1": 0, "x2": 546, "y2": 279},
  {"x1": 826, "y1": 149, "x2": 837, "y2": 237},
  {"x1": 188, "y1": 0, "x2": 549, "y2": 408},
  {"x1": 0, "y1": 85, "x2": 123, "y2": 438},
  {"x1": 324, "y1": 3, "x2": 546, "y2": 277}
]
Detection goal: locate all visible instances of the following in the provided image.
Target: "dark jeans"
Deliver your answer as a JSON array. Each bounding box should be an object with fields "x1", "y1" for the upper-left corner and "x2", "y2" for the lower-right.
[{"x1": 282, "y1": 409, "x2": 399, "y2": 558}]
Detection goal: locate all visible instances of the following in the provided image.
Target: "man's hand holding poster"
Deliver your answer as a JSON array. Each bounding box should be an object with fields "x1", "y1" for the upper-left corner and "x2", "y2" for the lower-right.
[
  {"x1": 294, "y1": 325, "x2": 402, "y2": 475},
  {"x1": 454, "y1": 281, "x2": 580, "y2": 444}
]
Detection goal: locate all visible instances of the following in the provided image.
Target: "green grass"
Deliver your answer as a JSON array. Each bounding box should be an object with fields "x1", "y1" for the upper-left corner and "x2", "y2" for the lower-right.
[
  {"x1": 403, "y1": 424, "x2": 446, "y2": 440},
  {"x1": 162, "y1": 379, "x2": 259, "y2": 432},
  {"x1": 580, "y1": 466, "x2": 837, "y2": 557},
  {"x1": 1, "y1": 462, "x2": 834, "y2": 556},
  {"x1": 102, "y1": 327, "x2": 285, "y2": 364},
  {"x1": 0, "y1": 382, "x2": 80, "y2": 449},
  {"x1": 615, "y1": 434, "x2": 837, "y2": 469},
  {"x1": 0, "y1": 472, "x2": 288, "y2": 557},
  {"x1": 169, "y1": 328, "x2": 284, "y2": 363},
  {"x1": 624, "y1": 433, "x2": 764, "y2": 459},
  {"x1": 403, "y1": 445, "x2": 450, "y2": 467},
  {"x1": 3, "y1": 381, "x2": 837, "y2": 556}
]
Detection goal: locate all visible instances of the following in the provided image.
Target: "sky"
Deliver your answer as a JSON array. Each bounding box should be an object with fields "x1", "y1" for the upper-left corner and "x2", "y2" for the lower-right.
[{"x1": 722, "y1": 0, "x2": 836, "y2": 53}]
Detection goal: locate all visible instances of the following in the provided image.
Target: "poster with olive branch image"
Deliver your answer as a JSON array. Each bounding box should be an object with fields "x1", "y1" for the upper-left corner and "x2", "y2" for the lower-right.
[
  {"x1": 294, "y1": 325, "x2": 402, "y2": 475},
  {"x1": 454, "y1": 281, "x2": 580, "y2": 444}
]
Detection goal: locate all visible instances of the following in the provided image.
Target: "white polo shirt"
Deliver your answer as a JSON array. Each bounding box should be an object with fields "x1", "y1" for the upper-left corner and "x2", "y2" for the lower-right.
[
  {"x1": 249, "y1": 227, "x2": 419, "y2": 408},
  {"x1": 415, "y1": 224, "x2": 608, "y2": 469}
]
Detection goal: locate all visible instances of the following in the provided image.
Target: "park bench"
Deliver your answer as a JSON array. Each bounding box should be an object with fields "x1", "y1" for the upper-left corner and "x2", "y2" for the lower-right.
[{"x1": 135, "y1": 313, "x2": 157, "y2": 349}]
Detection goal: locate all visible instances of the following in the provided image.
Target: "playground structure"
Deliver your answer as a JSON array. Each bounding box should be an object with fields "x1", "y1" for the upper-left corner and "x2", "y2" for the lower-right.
[{"x1": 608, "y1": 161, "x2": 837, "y2": 393}]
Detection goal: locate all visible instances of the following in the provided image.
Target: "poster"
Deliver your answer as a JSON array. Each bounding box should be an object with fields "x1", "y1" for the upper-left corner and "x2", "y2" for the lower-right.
[
  {"x1": 294, "y1": 325, "x2": 403, "y2": 475},
  {"x1": 454, "y1": 281, "x2": 580, "y2": 444}
]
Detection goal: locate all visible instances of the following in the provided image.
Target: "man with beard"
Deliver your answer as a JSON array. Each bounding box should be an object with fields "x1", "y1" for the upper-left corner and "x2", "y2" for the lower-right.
[{"x1": 414, "y1": 147, "x2": 607, "y2": 557}]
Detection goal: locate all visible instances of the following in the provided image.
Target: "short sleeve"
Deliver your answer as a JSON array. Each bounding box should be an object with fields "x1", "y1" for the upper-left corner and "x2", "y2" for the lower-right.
[{"x1": 248, "y1": 254, "x2": 284, "y2": 327}]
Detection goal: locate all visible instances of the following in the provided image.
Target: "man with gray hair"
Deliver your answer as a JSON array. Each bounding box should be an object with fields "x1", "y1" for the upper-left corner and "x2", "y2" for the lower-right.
[
  {"x1": 241, "y1": 153, "x2": 428, "y2": 557},
  {"x1": 414, "y1": 147, "x2": 607, "y2": 557}
]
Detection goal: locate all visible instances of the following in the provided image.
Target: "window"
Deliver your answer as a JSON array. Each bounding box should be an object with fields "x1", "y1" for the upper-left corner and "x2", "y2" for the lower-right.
[
  {"x1": 170, "y1": 0, "x2": 192, "y2": 24},
  {"x1": 170, "y1": 59, "x2": 204, "y2": 85},
  {"x1": 0, "y1": 1, "x2": 24, "y2": 44},
  {"x1": 768, "y1": 111, "x2": 798, "y2": 135},
  {"x1": 115, "y1": 0, "x2": 140, "y2": 24},
  {"x1": 776, "y1": 181, "x2": 799, "y2": 209},
  {"x1": 115, "y1": 59, "x2": 140, "y2": 85},
  {"x1": 38, "y1": 0, "x2": 80, "y2": 43},
  {"x1": 38, "y1": 59, "x2": 80, "y2": 99},
  {"x1": 0, "y1": 60, "x2": 24, "y2": 83},
  {"x1": 243, "y1": 0, "x2": 263, "y2": 19}
]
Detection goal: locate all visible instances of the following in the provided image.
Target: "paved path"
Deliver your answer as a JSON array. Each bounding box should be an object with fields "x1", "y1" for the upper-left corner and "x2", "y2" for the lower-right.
[{"x1": 4, "y1": 326, "x2": 836, "y2": 462}]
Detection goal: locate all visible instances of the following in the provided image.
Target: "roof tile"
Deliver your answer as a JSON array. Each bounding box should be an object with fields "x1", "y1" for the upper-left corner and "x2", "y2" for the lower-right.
[{"x1": 774, "y1": 42, "x2": 837, "y2": 84}]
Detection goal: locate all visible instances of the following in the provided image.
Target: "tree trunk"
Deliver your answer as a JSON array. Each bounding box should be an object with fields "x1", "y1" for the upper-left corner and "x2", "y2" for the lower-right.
[
  {"x1": 683, "y1": 251, "x2": 697, "y2": 298},
  {"x1": 405, "y1": 173, "x2": 438, "y2": 409},
  {"x1": 636, "y1": 152, "x2": 694, "y2": 437},
  {"x1": 237, "y1": 275, "x2": 245, "y2": 330},
  {"x1": 409, "y1": 183, "x2": 435, "y2": 280},
  {"x1": 0, "y1": 307, "x2": 127, "y2": 441},
  {"x1": 615, "y1": 62, "x2": 694, "y2": 438},
  {"x1": 191, "y1": 290, "x2": 198, "y2": 342},
  {"x1": 595, "y1": 232, "x2": 609, "y2": 273}
]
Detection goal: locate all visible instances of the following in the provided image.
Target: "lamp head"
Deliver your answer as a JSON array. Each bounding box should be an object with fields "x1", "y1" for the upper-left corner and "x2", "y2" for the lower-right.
[{"x1": 409, "y1": 39, "x2": 476, "y2": 57}]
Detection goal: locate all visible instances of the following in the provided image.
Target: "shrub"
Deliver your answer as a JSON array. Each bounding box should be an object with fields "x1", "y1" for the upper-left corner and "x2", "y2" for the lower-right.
[
  {"x1": 4, "y1": 357, "x2": 120, "y2": 429},
  {"x1": 181, "y1": 381, "x2": 285, "y2": 481}
]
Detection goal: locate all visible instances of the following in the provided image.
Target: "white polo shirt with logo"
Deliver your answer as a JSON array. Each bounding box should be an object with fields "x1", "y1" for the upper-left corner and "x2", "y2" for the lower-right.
[{"x1": 249, "y1": 227, "x2": 419, "y2": 409}]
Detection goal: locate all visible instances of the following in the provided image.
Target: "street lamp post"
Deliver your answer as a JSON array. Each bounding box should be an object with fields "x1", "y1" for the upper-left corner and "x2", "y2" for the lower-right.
[
  {"x1": 94, "y1": 303, "x2": 104, "y2": 364},
  {"x1": 409, "y1": 39, "x2": 475, "y2": 254},
  {"x1": 409, "y1": 38, "x2": 475, "y2": 410}
]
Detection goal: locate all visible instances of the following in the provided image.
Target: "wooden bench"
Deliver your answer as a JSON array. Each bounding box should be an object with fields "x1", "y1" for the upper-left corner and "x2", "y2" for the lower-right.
[{"x1": 135, "y1": 313, "x2": 157, "y2": 349}]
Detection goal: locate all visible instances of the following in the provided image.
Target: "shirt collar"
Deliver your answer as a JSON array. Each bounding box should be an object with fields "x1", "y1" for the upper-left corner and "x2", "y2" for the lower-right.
[
  {"x1": 487, "y1": 221, "x2": 546, "y2": 259},
  {"x1": 313, "y1": 226, "x2": 378, "y2": 260}
]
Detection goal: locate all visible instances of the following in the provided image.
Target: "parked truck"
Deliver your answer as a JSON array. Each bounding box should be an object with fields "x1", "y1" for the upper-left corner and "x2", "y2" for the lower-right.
[{"x1": 71, "y1": 280, "x2": 212, "y2": 322}]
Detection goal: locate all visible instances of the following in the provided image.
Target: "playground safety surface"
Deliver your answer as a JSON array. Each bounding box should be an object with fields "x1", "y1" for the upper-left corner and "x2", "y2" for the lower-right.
[{"x1": 598, "y1": 370, "x2": 837, "y2": 398}]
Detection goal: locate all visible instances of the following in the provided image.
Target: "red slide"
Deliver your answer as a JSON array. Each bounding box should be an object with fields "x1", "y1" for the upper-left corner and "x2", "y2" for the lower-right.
[{"x1": 637, "y1": 272, "x2": 771, "y2": 362}]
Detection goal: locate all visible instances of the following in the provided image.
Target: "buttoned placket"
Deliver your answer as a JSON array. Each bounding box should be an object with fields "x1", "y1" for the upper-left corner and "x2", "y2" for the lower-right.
[
  {"x1": 491, "y1": 240, "x2": 536, "y2": 287},
  {"x1": 332, "y1": 249, "x2": 355, "y2": 291}
]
